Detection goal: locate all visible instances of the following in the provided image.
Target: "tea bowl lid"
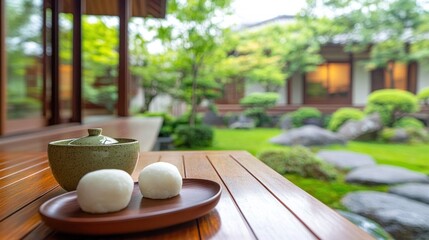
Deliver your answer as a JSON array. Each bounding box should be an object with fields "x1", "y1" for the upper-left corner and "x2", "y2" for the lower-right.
[{"x1": 68, "y1": 128, "x2": 118, "y2": 145}]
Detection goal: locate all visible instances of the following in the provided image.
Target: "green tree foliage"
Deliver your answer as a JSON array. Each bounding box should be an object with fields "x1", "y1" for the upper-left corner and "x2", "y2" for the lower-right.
[
  {"x1": 154, "y1": 0, "x2": 233, "y2": 126},
  {"x1": 129, "y1": 30, "x2": 178, "y2": 112},
  {"x1": 303, "y1": 0, "x2": 429, "y2": 87},
  {"x1": 240, "y1": 92, "x2": 279, "y2": 126},
  {"x1": 365, "y1": 89, "x2": 419, "y2": 126},
  {"x1": 227, "y1": 18, "x2": 331, "y2": 91}
]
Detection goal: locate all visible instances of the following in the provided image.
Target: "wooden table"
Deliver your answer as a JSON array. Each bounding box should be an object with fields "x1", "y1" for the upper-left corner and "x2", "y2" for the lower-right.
[{"x1": 1, "y1": 149, "x2": 372, "y2": 239}]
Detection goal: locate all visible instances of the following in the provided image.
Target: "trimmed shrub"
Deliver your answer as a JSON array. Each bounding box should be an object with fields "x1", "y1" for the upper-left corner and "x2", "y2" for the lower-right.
[
  {"x1": 393, "y1": 117, "x2": 425, "y2": 129},
  {"x1": 291, "y1": 107, "x2": 322, "y2": 127},
  {"x1": 173, "y1": 125, "x2": 214, "y2": 148},
  {"x1": 379, "y1": 128, "x2": 397, "y2": 142},
  {"x1": 365, "y1": 89, "x2": 419, "y2": 126},
  {"x1": 406, "y1": 128, "x2": 429, "y2": 143},
  {"x1": 328, "y1": 108, "x2": 365, "y2": 132},
  {"x1": 239, "y1": 92, "x2": 279, "y2": 107},
  {"x1": 258, "y1": 146, "x2": 337, "y2": 181},
  {"x1": 141, "y1": 112, "x2": 176, "y2": 137},
  {"x1": 417, "y1": 87, "x2": 429, "y2": 104},
  {"x1": 173, "y1": 111, "x2": 203, "y2": 128},
  {"x1": 240, "y1": 92, "x2": 279, "y2": 127}
]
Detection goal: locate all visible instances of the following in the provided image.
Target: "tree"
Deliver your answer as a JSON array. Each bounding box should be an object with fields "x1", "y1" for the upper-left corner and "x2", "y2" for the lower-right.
[
  {"x1": 129, "y1": 34, "x2": 178, "y2": 112},
  {"x1": 302, "y1": 0, "x2": 429, "y2": 87},
  {"x1": 225, "y1": 18, "x2": 330, "y2": 92},
  {"x1": 154, "y1": 0, "x2": 232, "y2": 126}
]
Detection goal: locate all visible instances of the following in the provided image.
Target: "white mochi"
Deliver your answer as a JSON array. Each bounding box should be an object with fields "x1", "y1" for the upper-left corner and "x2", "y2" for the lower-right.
[
  {"x1": 138, "y1": 162, "x2": 182, "y2": 199},
  {"x1": 77, "y1": 169, "x2": 134, "y2": 214}
]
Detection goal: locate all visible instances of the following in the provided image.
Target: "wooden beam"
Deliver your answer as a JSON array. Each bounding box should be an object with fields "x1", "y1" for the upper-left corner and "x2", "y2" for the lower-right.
[
  {"x1": 118, "y1": 0, "x2": 130, "y2": 117},
  {"x1": 0, "y1": 0, "x2": 6, "y2": 135},
  {"x1": 49, "y1": 0, "x2": 61, "y2": 124},
  {"x1": 71, "y1": 0, "x2": 82, "y2": 123}
]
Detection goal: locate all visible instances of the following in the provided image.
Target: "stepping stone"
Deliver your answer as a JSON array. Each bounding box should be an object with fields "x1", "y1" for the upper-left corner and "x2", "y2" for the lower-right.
[
  {"x1": 389, "y1": 183, "x2": 429, "y2": 205},
  {"x1": 336, "y1": 210, "x2": 393, "y2": 240},
  {"x1": 342, "y1": 191, "x2": 429, "y2": 240},
  {"x1": 270, "y1": 125, "x2": 345, "y2": 146},
  {"x1": 346, "y1": 165, "x2": 429, "y2": 185},
  {"x1": 316, "y1": 150, "x2": 376, "y2": 170}
]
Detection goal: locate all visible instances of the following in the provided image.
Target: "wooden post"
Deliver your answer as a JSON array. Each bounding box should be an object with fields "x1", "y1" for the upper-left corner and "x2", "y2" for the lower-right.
[
  {"x1": 71, "y1": 0, "x2": 82, "y2": 123},
  {"x1": 49, "y1": 0, "x2": 61, "y2": 124},
  {"x1": 118, "y1": 0, "x2": 130, "y2": 116},
  {"x1": 0, "y1": 0, "x2": 6, "y2": 134}
]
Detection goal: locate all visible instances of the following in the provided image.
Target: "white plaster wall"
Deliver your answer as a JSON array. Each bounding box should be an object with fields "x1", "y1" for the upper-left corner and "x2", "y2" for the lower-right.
[
  {"x1": 291, "y1": 74, "x2": 303, "y2": 104},
  {"x1": 352, "y1": 60, "x2": 370, "y2": 105},
  {"x1": 149, "y1": 94, "x2": 173, "y2": 113},
  {"x1": 417, "y1": 61, "x2": 429, "y2": 92},
  {"x1": 245, "y1": 83, "x2": 265, "y2": 96}
]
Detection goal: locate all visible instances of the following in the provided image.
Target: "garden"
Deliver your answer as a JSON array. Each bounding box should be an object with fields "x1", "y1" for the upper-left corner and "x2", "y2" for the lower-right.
[{"x1": 141, "y1": 86, "x2": 429, "y2": 240}]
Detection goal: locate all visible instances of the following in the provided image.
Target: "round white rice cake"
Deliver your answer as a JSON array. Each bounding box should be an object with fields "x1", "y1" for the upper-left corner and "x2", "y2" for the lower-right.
[
  {"x1": 77, "y1": 169, "x2": 134, "y2": 214},
  {"x1": 138, "y1": 162, "x2": 182, "y2": 199}
]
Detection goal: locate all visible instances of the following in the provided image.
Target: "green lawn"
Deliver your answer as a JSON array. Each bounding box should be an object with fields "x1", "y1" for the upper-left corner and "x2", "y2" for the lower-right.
[{"x1": 199, "y1": 128, "x2": 429, "y2": 208}]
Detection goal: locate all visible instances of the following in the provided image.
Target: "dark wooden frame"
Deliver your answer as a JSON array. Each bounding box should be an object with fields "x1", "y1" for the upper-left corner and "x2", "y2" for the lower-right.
[
  {"x1": 370, "y1": 62, "x2": 418, "y2": 93},
  {"x1": 71, "y1": 0, "x2": 83, "y2": 123},
  {"x1": 49, "y1": 0, "x2": 61, "y2": 125},
  {"x1": 118, "y1": 0, "x2": 131, "y2": 116}
]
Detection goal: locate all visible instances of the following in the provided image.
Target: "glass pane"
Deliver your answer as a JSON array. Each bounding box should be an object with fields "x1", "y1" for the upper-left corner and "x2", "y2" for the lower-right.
[
  {"x1": 305, "y1": 63, "x2": 351, "y2": 104},
  {"x1": 82, "y1": 16, "x2": 119, "y2": 121},
  {"x1": 328, "y1": 63, "x2": 350, "y2": 97},
  {"x1": 385, "y1": 63, "x2": 407, "y2": 90},
  {"x1": 5, "y1": 0, "x2": 43, "y2": 120},
  {"x1": 59, "y1": 10, "x2": 73, "y2": 120},
  {"x1": 306, "y1": 64, "x2": 328, "y2": 97}
]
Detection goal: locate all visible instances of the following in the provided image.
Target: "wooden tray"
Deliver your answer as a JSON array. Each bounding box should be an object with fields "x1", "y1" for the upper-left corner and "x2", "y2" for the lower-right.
[{"x1": 39, "y1": 178, "x2": 222, "y2": 235}]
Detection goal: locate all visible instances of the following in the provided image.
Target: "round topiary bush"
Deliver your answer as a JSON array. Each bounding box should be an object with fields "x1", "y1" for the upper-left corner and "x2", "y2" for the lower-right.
[
  {"x1": 240, "y1": 92, "x2": 279, "y2": 127},
  {"x1": 393, "y1": 117, "x2": 425, "y2": 129},
  {"x1": 258, "y1": 146, "x2": 337, "y2": 181},
  {"x1": 365, "y1": 89, "x2": 419, "y2": 126},
  {"x1": 239, "y1": 92, "x2": 279, "y2": 107},
  {"x1": 173, "y1": 125, "x2": 214, "y2": 148},
  {"x1": 291, "y1": 107, "x2": 322, "y2": 128},
  {"x1": 328, "y1": 108, "x2": 365, "y2": 132},
  {"x1": 417, "y1": 87, "x2": 429, "y2": 104}
]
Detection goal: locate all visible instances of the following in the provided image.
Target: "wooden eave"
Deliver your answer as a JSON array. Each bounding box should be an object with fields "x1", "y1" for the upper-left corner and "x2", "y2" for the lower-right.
[{"x1": 60, "y1": 0, "x2": 166, "y2": 18}]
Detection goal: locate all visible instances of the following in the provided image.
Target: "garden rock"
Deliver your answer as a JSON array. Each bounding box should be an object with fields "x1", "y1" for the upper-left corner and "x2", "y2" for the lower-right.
[
  {"x1": 389, "y1": 128, "x2": 409, "y2": 143},
  {"x1": 269, "y1": 125, "x2": 346, "y2": 146},
  {"x1": 203, "y1": 110, "x2": 224, "y2": 126},
  {"x1": 337, "y1": 113, "x2": 383, "y2": 140},
  {"x1": 280, "y1": 115, "x2": 293, "y2": 130},
  {"x1": 342, "y1": 191, "x2": 429, "y2": 240},
  {"x1": 389, "y1": 183, "x2": 429, "y2": 204},
  {"x1": 302, "y1": 118, "x2": 324, "y2": 127},
  {"x1": 346, "y1": 165, "x2": 429, "y2": 185},
  {"x1": 336, "y1": 210, "x2": 393, "y2": 240},
  {"x1": 228, "y1": 115, "x2": 255, "y2": 129},
  {"x1": 316, "y1": 150, "x2": 376, "y2": 170}
]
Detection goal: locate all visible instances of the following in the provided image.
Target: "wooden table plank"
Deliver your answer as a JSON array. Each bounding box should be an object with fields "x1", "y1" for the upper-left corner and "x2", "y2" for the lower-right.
[
  {"x1": 0, "y1": 148, "x2": 373, "y2": 239},
  {"x1": 231, "y1": 151, "x2": 372, "y2": 240},
  {"x1": 207, "y1": 152, "x2": 317, "y2": 239},
  {"x1": 0, "y1": 168, "x2": 58, "y2": 221},
  {"x1": 0, "y1": 161, "x2": 49, "y2": 188},
  {"x1": 183, "y1": 152, "x2": 256, "y2": 240},
  {"x1": 0, "y1": 187, "x2": 64, "y2": 239}
]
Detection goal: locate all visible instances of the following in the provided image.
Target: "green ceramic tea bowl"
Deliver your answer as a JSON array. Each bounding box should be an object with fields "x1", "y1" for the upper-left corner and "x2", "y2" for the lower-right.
[{"x1": 47, "y1": 128, "x2": 139, "y2": 191}]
